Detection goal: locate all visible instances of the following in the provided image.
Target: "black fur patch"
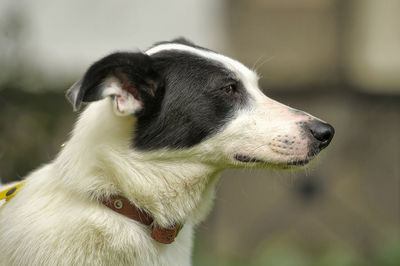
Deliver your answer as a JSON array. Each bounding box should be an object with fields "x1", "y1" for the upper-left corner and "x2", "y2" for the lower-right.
[
  {"x1": 133, "y1": 49, "x2": 250, "y2": 150},
  {"x1": 68, "y1": 40, "x2": 251, "y2": 150}
]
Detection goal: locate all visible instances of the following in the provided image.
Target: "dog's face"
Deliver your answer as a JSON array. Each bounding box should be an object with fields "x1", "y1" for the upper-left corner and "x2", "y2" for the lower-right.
[{"x1": 67, "y1": 38, "x2": 334, "y2": 170}]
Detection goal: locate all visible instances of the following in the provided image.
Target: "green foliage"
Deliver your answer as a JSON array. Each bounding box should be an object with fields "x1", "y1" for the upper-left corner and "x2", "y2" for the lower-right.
[
  {"x1": 193, "y1": 238, "x2": 400, "y2": 266},
  {"x1": 0, "y1": 87, "x2": 74, "y2": 182}
]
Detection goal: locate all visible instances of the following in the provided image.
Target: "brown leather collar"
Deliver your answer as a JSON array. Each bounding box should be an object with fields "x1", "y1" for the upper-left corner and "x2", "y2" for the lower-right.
[{"x1": 101, "y1": 195, "x2": 182, "y2": 244}]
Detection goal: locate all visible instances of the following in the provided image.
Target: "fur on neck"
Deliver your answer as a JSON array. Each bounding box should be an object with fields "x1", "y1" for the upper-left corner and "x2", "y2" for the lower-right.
[{"x1": 54, "y1": 99, "x2": 220, "y2": 227}]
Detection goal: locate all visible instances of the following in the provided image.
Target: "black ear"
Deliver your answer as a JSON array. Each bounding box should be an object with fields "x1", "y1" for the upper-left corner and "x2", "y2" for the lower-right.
[{"x1": 66, "y1": 52, "x2": 160, "y2": 114}]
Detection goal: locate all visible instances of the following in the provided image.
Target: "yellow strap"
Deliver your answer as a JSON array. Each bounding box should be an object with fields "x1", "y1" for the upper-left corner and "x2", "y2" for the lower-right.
[{"x1": 0, "y1": 182, "x2": 26, "y2": 202}]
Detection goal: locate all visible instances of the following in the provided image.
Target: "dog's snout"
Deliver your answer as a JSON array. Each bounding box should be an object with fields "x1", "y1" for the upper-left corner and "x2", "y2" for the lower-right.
[{"x1": 307, "y1": 121, "x2": 335, "y2": 149}]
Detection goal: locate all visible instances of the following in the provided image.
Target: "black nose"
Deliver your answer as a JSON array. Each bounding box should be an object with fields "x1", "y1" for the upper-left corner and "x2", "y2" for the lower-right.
[{"x1": 308, "y1": 121, "x2": 335, "y2": 149}]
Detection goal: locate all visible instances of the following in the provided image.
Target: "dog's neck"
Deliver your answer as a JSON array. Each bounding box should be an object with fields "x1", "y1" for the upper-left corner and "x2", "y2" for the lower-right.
[{"x1": 54, "y1": 99, "x2": 220, "y2": 227}]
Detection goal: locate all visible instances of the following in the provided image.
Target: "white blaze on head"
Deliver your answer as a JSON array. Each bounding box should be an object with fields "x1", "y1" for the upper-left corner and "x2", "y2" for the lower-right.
[
  {"x1": 146, "y1": 43, "x2": 259, "y2": 86},
  {"x1": 146, "y1": 42, "x2": 322, "y2": 167}
]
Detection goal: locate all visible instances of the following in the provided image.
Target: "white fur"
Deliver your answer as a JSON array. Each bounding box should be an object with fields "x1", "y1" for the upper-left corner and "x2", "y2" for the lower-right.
[
  {"x1": 102, "y1": 77, "x2": 143, "y2": 116},
  {"x1": 0, "y1": 43, "x2": 322, "y2": 265}
]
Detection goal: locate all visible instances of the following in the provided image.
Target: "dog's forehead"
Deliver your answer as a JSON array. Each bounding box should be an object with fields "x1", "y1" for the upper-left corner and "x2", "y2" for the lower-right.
[{"x1": 145, "y1": 43, "x2": 259, "y2": 84}]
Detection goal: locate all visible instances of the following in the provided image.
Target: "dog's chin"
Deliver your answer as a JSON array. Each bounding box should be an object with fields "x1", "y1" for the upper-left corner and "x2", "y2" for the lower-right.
[
  {"x1": 233, "y1": 153, "x2": 314, "y2": 169},
  {"x1": 283, "y1": 158, "x2": 313, "y2": 169}
]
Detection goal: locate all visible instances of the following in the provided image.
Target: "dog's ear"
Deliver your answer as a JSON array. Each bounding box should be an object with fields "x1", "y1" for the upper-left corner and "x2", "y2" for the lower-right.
[{"x1": 66, "y1": 52, "x2": 160, "y2": 116}]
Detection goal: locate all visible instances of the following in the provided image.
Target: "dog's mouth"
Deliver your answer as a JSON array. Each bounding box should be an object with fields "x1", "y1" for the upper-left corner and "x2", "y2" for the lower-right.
[
  {"x1": 234, "y1": 154, "x2": 263, "y2": 163},
  {"x1": 287, "y1": 159, "x2": 310, "y2": 166},
  {"x1": 234, "y1": 154, "x2": 313, "y2": 167}
]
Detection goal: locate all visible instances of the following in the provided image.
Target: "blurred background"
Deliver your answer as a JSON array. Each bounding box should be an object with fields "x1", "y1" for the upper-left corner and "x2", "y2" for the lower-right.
[{"x1": 0, "y1": 0, "x2": 399, "y2": 265}]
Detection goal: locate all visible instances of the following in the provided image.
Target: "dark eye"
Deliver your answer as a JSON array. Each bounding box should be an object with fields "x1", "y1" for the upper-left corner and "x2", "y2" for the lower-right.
[{"x1": 221, "y1": 84, "x2": 235, "y2": 96}]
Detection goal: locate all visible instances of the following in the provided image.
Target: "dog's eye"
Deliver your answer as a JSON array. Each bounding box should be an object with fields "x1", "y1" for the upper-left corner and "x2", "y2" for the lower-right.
[{"x1": 221, "y1": 85, "x2": 235, "y2": 96}]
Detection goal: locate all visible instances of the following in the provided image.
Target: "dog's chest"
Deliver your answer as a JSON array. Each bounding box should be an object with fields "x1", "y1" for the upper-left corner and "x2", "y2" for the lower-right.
[{"x1": 0, "y1": 190, "x2": 195, "y2": 266}]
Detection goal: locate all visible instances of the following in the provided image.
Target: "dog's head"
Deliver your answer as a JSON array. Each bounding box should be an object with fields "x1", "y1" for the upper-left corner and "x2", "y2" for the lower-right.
[{"x1": 67, "y1": 38, "x2": 334, "y2": 170}]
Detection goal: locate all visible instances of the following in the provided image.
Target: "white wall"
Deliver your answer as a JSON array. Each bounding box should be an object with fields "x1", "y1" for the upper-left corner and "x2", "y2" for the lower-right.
[
  {"x1": 0, "y1": 0, "x2": 227, "y2": 79},
  {"x1": 346, "y1": 0, "x2": 400, "y2": 93}
]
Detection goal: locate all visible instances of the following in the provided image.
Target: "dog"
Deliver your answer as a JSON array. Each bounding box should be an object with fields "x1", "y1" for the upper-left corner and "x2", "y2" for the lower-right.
[{"x1": 0, "y1": 38, "x2": 334, "y2": 265}]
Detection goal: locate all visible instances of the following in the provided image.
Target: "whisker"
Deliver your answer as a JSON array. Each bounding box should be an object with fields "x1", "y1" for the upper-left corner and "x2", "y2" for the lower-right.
[
  {"x1": 252, "y1": 143, "x2": 270, "y2": 153},
  {"x1": 252, "y1": 54, "x2": 266, "y2": 71},
  {"x1": 252, "y1": 55, "x2": 275, "y2": 73}
]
